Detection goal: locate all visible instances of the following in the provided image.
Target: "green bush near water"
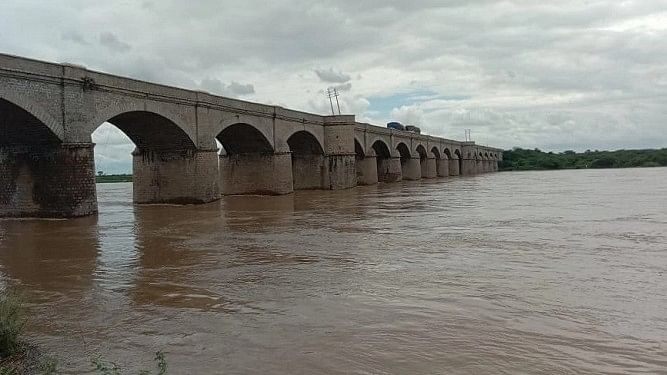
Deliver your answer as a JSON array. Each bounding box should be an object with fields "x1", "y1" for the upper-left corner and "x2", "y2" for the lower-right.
[
  {"x1": 0, "y1": 293, "x2": 25, "y2": 359},
  {"x1": 500, "y1": 148, "x2": 667, "y2": 171}
]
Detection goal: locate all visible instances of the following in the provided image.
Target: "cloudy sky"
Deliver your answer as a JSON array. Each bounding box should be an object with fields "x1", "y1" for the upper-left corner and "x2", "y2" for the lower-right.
[{"x1": 2, "y1": 1, "x2": 666, "y2": 173}]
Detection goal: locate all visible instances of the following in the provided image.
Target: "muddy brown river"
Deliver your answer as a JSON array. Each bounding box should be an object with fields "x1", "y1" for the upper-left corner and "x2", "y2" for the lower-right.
[{"x1": 1, "y1": 168, "x2": 666, "y2": 374}]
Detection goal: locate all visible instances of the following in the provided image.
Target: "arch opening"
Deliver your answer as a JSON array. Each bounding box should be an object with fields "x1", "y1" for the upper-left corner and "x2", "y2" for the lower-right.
[
  {"x1": 217, "y1": 123, "x2": 273, "y2": 155},
  {"x1": 93, "y1": 111, "x2": 217, "y2": 205},
  {"x1": 355, "y1": 139, "x2": 377, "y2": 185},
  {"x1": 432, "y1": 147, "x2": 446, "y2": 178},
  {"x1": 355, "y1": 139, "x2": 365, "y2": 159},
  {"x1": 93, "y1": 111, "x2": 198, "y2": 176},
  {"x1": 0, "y1": 98, "x2": 61, "y2": 147},
  {"x1": 287, "y1": 131, "x2": 325, "y2": 190},
  {"x1": 396, "y1": 142, "x2": 419, "y2": 180},
  {"x1": 396, "y1": 143, "x2": 411, "y2": 165},
  {"x1": 372, "y1": 140, "x2": 395, "y2": 182}
]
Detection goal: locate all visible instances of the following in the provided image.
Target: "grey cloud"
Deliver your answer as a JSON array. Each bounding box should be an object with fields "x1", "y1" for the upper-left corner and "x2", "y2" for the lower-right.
[
  {"x1": 99, "y1": 32, "x2": 131, "y2": 52},
  {"x1": 62, "y1": 31, "x2": 89, "y2": 45},
  {"x1": 200, "y1": 78, "x2": 255, "y2": 97},
  {"x1": 315, "y1": 68, "x2": 351, "y2": 83},
  {"x1": 331, "y1": 82, "x2": 352, "y2": 92},
  {"x1": 227, "y1": 81, "x2": 255, "y2": 96}
]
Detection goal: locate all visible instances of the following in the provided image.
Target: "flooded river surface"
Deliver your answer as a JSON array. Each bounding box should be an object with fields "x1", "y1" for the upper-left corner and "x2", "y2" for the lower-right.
[{"x1": 1, "y1": 168, "x2": 667, "y2": 374}]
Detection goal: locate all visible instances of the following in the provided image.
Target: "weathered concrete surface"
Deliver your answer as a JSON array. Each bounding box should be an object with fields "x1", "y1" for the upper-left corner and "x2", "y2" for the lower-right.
[
  {"x1": 0, "y1": 53, "x2": 504, "y2": 218},
  {"x1": 401, "y1": 158, "x2": 422, "y2": 181},
  {"x1": 356, "y1": 155, "x2": 378, "y2": 185},
  {"x1": 423, "y1": 158, "x2": 438, "y2": 179},
  {"x1": 0, "y1": 144, "x2": 97, "y2": 217},
  {"x1": 292, "y1": 154, "x2": 325, "y2": 190},
  {"x1": 220, "y1": 152, "x2": 292, "y2": 195},
  {"x1": 378, "y1": 158, "x2": 402, "y2": 182},
  {"x1": 326, "y1": 154, "x2": 356, "y2": 190},
  {"x1": 133, "y1": 149, "x2": 220, "y2": 204},
  {"x1": 437, "y1": 158, "x2": 449, "y2": 177},
  {"x1": 449, "y1": 157, "x2": 460, "y2": 176}
]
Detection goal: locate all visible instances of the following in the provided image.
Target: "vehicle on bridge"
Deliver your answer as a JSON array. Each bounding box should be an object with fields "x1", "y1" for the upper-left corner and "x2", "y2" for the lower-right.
[
  {"x1": 405, "y1": 125, "x2": 421, "y2": 134},
  {"x1": 386, "y1": 122, "x2": 405, "y2": 131}
]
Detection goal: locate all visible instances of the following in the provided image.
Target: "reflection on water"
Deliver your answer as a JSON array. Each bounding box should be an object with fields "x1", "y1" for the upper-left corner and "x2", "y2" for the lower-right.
[{"x1": 1, "y1": 168, "x2": 667, "y2": 374}]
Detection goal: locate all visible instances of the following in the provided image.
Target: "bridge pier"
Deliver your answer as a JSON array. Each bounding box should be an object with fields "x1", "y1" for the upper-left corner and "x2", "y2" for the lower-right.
[
  {"x1": 378, "y1": 157, "x2": 402, "y2": 182},
  {"x1": 437, "y1": 157, "x2": 449, "y2": 177},
  {"x1": 448, "y1": 157, "x2": 460, "y2": 176},
  {"x1": 461, "y1": 159, "x2": 476, "y2": 175},
  {"x1": 356, "y1": 155, "x2": 378, "y2": 185},
  {"x1": 401, "y1": 158, "x2": 422, "y2": 180},
  {"x1": 291, "y1": 153, "x2": 326, "y2": 190},
  {"x1": 0, "y1": 143, "x2": 97, "y2": 218},
  {"x1": 325, "y1": 154, "x2": 356, "y2": 190},
  {"x1": 220, "y1": 152, "x2": 293, "y2": 195},
  {"x1": 132, "y1": 148, "x2": 220, "y2": 204},
  {"x1": 423, "y1": 157, "x2": 438, "y2": 179}
]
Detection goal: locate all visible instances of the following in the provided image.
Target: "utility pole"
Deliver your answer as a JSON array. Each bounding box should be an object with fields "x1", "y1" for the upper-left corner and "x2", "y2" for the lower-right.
[{"x1": 326, "y1": 87, "x2": 341, "y2": 115}]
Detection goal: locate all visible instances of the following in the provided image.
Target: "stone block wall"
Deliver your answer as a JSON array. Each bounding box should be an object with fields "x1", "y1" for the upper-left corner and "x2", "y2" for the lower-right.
[
  {"x1": 0, "y1": 144, "x2": 97, "y2": 218},
  {"x1": 133, "y1": 149, "x2": 220, "y2": 204},
  {"x1": 220, "y1": 152, "x2": 293, "y2": 195}
]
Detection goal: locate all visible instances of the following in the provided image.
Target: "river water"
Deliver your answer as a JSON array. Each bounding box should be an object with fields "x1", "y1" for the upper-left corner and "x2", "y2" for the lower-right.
[{"x1": 1, "y1": 168, "x2": 666, "y2": 374}]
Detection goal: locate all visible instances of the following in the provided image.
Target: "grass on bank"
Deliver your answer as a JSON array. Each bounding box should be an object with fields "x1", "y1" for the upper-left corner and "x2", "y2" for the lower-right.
[
  {"x1": 96, "y1": 174, "x2": 132, "y2": 184},
  {"x1": 0, "y1": 292, "x2": 167, "y2": 374}
]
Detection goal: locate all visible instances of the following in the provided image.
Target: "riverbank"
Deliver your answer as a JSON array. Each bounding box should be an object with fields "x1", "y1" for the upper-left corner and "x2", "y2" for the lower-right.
[
  {"x1": 500, "y1": 147, "x2": 667, "y2": 171},
  {"x1": 96, "y1": 174, "x2": 132, "y2": 183}
]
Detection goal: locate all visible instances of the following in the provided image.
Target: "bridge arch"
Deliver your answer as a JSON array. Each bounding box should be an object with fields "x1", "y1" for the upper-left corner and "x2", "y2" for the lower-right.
[
  {"x1": 355, "y1": 138, "x2": 365, "y2": 158},
  {"x1": 0, "y1": 97, "x2": 63, "y2": 146},
  {"x1": 217, "y1": 123, "x2": 273, "y2": 155},
  {"x1": 95, "y1": 111, "x2": 197, "y2": 153},
  {"x1": 87, "y1": 102, "x2": 197, "y2": 148},
  {"x1": 288, "y1": 130, "x2": 325, "y2": 190},
  {"x1": 396, "y1": 142, "x2": 411, "y2": 161}
]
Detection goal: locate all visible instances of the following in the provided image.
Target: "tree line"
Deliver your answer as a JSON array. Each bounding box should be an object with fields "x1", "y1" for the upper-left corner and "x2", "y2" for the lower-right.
[{"x1": 499, "y1": 148, "x2": 667, "y2": 171}]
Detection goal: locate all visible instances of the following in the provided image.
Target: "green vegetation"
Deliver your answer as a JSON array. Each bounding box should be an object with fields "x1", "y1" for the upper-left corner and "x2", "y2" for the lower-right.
[
  {"x1": 96, "y1": 174, "x2": 133, "y2": 183},
  {"x1": 500, "y1": 148, "x2": 667, "y2": 171},
  {"x1": 0, "y1": 291, "x2": 167, "y2": 374},
  {"x1": 0, "y1": 293, "x2": 25, "y2": 359}
]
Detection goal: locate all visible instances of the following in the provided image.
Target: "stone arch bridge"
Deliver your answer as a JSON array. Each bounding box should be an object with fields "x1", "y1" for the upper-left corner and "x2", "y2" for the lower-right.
[{"x1": 0, "y1": 54, "x2": 502, "y2": 218}]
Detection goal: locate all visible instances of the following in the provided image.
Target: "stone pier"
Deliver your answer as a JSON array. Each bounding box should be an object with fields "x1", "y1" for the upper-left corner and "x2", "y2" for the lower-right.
[
  {"x1": 437, "y1": 157, "x2": 449, "y2": 177},
  {"x1": 133, "y1": 148, "x2": 220, "y2": 204},
  {"x1": 401, "y1": 158, "x2": 422, "y2": 180},
  {"x1": 0, "y1": 143, "x2": 97, "y2": 218},
  {"x1": 220, "y1": 152, "x2": 293, "y2": 195},
  {"x1": 356, "y1": 155, "x2": 378, "y2": 185}
]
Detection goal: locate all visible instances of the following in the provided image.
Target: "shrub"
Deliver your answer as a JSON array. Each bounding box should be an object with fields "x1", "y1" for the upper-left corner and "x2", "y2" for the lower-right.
[{"x1": 0, "y1": 293, "x2": 26, "y2": 358}]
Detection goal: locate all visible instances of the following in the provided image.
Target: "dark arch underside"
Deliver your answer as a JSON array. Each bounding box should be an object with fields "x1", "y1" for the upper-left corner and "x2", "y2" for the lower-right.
[
  {"x1": 355, "y1": 139, "x2": 365, "y2": 158},
  {"x1": 0, "y1": 98, "x2": 60, "y2": 146},
  {"x1": 287, "y1": 131, "x2": 323, "y2": 154},
  {"x1": 416, "y1": 145, "x2": 427, "y2": 160},
  {"x1": 396, "y1": 143, "x2": 411, "y2": 161},
  {"x1": 217, "y1": 123, "x2": 273, "y2": 155},
  {"x1": 106, "y1": 111, "x2": 196, "y2": 152},
  {"x1": 372, "y1": 140, "x2": 391, "y2": 159}
]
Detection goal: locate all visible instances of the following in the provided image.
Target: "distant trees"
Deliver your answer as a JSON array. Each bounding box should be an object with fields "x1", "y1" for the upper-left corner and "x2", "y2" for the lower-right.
[{"x1": 499, "y1": 148, "x2": 667, "y2": 171}]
